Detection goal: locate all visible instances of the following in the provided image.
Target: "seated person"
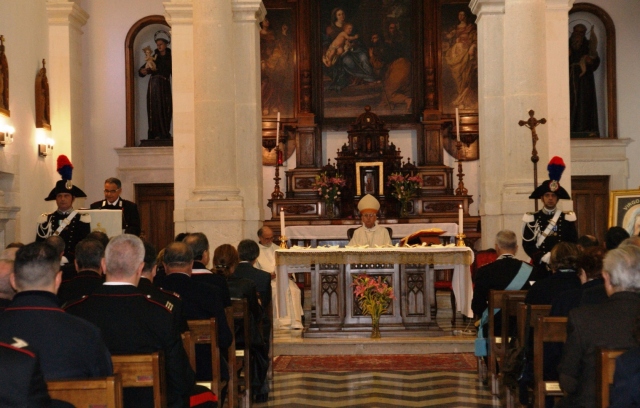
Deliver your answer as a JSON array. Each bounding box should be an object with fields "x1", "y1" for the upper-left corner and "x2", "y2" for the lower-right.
[
  {"x1": 57, "y1": 238, "x2": 105, "y2": 304},
  {"x1": 610, "y1": 315, "x2": 640, "y2": 408},
  {"x1": 348, "y1": 194, "x2": 392, "y2": 247},
  {"x1": 556, "y1": 245, "x2": 640, "y2": 408},
  {"x1": 525, "y1": 242, "x2": 581, "y2": 305}
]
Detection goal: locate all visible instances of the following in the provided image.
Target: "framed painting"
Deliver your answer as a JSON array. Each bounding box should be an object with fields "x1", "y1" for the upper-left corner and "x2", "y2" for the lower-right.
[
  {"x1": 0, "y1": 34, "x2": 8, "y2": 117},
  {"x1": 608, "y1": 189, "x2": 640, "y2": 237},
  {"x1": 260, "y1": 8, "x2": 297, "y2": 119},
  {"x1": 317, "y1": 0, "x2": 417, "y2": 119},
  {"x1": 355, "y1": 162, "x2": 383, "y2": 196}
]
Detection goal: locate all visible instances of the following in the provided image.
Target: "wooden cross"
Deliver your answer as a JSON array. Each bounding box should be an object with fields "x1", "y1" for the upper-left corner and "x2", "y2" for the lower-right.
[{"x1": 518, "y1": 110, "x2": 546, "y2": 211}]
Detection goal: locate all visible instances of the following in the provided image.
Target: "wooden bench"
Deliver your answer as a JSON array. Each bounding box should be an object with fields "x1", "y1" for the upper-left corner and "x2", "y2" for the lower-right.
[
  {"x1": 597, "y1": 348, "x2": 626, "y2": 408},
  {"x1": 186, "y1": 319, "x2": 222, "y2": 397},
  {"x1": 224, "y1": 306, "x2": 237, "y2": 408},
  {"x1": 111, "y1": 352, "x2": 166, "y2": 408},
  {"x1": 516, "y1": 303, "x2": 552, "y2": 346},
  {"x1": 499, "y1": 292, "x2": 527, "y2": 406},
  {"x1": 533, "y1": 316, "x2": 567, "y2": 408},
  {"x1": 47, "y1": 374, "x2": 123, "y2": 408},
  {"x1": 231, "y1": 298, "x2": 252, "y2": 408}
]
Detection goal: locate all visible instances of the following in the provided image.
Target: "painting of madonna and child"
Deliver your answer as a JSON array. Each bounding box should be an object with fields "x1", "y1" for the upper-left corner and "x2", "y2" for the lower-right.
[{"x1": 319, "y1": 0, "x2": 416, "y2": 118}]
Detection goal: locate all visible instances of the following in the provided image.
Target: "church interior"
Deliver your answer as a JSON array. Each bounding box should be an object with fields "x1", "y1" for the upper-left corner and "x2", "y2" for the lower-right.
[{"x1": 1, "y1": 0, "x2": 640, "y2": 406}]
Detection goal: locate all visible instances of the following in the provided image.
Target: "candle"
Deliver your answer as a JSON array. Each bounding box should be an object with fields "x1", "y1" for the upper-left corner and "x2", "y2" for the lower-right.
[
  {"x1": 280, "y1": 208, "x2": 285, "y2": 236},
  {"x1": 275, "y1": 112, "x2": 280, "y2": 147},
  {"x1": 455, "y1": 108, "x2": 460, "y2": 142},
  {"x1": 458, "y1": 204, "x2": 463, "y2": 235}
]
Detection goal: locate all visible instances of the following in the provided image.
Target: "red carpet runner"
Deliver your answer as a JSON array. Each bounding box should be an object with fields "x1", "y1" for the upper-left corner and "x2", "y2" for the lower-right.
[{"x1": 273, "y1": 353, "x2": 477, "y2": 372}]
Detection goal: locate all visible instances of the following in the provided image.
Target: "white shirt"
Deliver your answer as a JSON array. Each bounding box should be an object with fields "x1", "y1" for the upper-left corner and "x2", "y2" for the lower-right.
[{"x1": 255, "y1": 242, "x2": 276, "y2": 273}]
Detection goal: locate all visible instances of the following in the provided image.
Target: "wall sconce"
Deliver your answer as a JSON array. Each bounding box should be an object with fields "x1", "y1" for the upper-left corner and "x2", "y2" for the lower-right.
[
  {"x1": 38, "y1": 137, "x2": 54, "y2": 157},
  {"x1": 0, "y1": 124, "x2": 14, "y2": 146}
]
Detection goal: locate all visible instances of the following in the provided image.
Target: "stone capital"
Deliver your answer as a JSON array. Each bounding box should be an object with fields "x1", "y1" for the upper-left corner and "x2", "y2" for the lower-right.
[
  {"x1": 46, "y1": 0, "x2": 89, "y2": 29},
  {"x1": 546, "y1": 0, "x2": 575, "y2": 12},
  {"x1": 470, "y1": 0, "x2": 505, "y2": 18},
  {"x1": 232, "y1": 0, "x2": 266, "y2": 23},
  {"x1": 164, "y1": 1, "x2": 194, "y2": 25}
]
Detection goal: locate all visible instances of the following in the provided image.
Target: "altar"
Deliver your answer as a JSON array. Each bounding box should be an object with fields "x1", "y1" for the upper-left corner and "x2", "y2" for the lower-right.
[{"x1": 275, "y1": 246, "x2": 474, "y2": 337}]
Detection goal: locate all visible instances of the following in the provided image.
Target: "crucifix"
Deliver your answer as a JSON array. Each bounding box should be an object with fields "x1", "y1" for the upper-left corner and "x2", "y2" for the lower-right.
[{"x1": 518, "y1": 110, "x2": 546, "y2": 211}]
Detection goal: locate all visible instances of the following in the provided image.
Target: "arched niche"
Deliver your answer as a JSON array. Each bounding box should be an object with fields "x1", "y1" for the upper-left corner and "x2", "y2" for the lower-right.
[
  {"x1": 569, "y1": 3, "x2": 617, "y2": 139},
  {"x1": 125, "y1": 15, "x2": 171, "y2": 147}
]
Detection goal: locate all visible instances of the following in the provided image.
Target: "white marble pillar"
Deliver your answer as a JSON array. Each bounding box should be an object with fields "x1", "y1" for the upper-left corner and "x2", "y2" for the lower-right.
[
  {"x1": 46, "y1": 0, "x2": 89, "y2": 187},
  {"x1": 471, "y1": 0, "x2": 574, "y2": 252}
]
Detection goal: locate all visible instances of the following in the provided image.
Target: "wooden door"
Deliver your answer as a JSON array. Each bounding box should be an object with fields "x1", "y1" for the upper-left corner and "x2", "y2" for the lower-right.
[
  {"x1": 571, "y1": 176, "x2": 609, "y2": 244},
  {"x1": 135, "y1": 184, "x2": 174, "y2": 252}
]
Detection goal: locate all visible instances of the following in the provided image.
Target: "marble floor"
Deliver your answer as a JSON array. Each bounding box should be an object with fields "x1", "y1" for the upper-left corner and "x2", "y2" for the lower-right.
[{"x1": 253, "y1": 292, "x2": 501, "y2": 407}]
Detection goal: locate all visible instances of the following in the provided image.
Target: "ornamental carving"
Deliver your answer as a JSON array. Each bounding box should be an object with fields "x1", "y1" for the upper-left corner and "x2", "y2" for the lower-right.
[
  {"x1": 423, "y1": 175, "x2": 444, "y2": 186},
  {"x1": 424, "y1": 202, "x2": 457, "y2": 213},
  {"x1": 295, "y1": 177, "x2": 315, "y2": 189},
  {"x1": 283, "y1": 204, "x2": 314, "y2": 215}
]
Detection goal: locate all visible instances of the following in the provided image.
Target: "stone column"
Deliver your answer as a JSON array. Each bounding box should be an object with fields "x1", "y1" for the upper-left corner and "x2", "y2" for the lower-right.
[
  {"x1": 46, "y1": 0, "x2": 89, "y2": 187},
  {"x1": 471, "y1": 0, "x2": 574, "y2": 251}
]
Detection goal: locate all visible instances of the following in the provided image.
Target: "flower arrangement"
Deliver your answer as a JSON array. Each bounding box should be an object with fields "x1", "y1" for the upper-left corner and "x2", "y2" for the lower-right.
[
  {"x1": 313, "y1": 172, "x2": 346, "y2": 218},
  {"x1": 387, "y1": 172, "x2": 422, "y2": 216},
  {"x1": 352, "y1": 274, "x2": 395, "y2": 338}
]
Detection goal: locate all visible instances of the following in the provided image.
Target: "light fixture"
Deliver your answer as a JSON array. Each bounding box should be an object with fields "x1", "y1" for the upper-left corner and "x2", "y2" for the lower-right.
[
  {"x1": 0, "y1": 124, "x2": 14, "y2": 146},
  {"x1": 38, "y1": 137, "x2": 54, "y2": 157}
]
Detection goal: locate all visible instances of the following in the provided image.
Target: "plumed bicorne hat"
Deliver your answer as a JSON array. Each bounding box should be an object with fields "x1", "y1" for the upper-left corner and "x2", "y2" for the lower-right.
[
  {"x1": 44, "y1": 155, "x2": 87, "y2": 201},
  {"x1": 529, "y1": 156, "x2": 571, "y2": 200}
]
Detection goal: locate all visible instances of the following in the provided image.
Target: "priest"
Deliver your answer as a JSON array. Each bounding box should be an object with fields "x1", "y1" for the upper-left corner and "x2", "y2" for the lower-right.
[{"x1": 349, "y1": 194, "x2": 392, "y2": 247}]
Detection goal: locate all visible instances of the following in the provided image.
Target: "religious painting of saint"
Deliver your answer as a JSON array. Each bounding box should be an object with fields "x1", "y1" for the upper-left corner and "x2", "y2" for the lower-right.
[
  {"x1": 609, "y1": 190, "x2": 640, "y2": 237},
  {"x1": 319, "y1": 0, "x2": 415, "y2": 119},
  {"x1": 0, "y1": 34, "x2": 9, "y2": 117},
  {"x1": 440, "y1": 4, "x2": 478, "y2": 114},
  {"x1": 260, "y1": 9, "x2": 296, "y2": 119}
]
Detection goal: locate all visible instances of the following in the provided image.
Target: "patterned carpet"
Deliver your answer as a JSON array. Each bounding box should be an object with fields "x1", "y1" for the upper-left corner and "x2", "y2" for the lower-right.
[{"x1": 273, "y1": 353, "x2": 478, "y2": 372}]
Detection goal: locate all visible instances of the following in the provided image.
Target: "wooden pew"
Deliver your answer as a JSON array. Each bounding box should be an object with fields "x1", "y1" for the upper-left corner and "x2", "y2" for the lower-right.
[
  {"x1": 516, "y1": 303, "x2": 552, "y2": 346},
  {"x1": 231, "y1": 298, "x2": 252, "y2": 408},
  {"x1": 500, "y1": 291, "x2": 527, "y2": 406},
  {"x1": 597, "y1": 348, "x2": 626, "y2": 408},
  {"x1": 225, "y1": 306, "x2": 237, "y2": 408},
  {"x1": 111, "y1": 352, "x2": 166, "y2": 408},
  {"x1": 487, "y1": 290, "x2": 526, "y2": 395},
  {"x1": 47, "y1": 374, "x2": 123, "y2": 408},
  {"x1": 533, "y1": 316, "x2": 567, "y2": 408},
  {"x1": 187, "y1": 319, "x2": 222, "y2": 397}
]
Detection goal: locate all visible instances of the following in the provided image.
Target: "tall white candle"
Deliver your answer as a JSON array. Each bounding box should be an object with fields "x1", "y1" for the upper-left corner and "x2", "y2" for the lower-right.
[
  {"x1": 455, "y1": 108, "x2": 460, "y2": 142},
  {"x1": 280, "y1": 208, "x2": 285, "y2": 236},
  {"x1": 275, "y1": 112, "x2": 280, "y2": 147},
  {"x1": 458, "y1": 204, "x2": 463, "y2": 235}
]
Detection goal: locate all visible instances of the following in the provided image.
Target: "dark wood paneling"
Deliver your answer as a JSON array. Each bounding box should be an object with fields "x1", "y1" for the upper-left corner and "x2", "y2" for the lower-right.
[
  {"x1": 572, "y1": 176, "x2": 609, "y2": 244},
  {"x1": 135, "y1": 183, "x2": 174, "y2": 253}
]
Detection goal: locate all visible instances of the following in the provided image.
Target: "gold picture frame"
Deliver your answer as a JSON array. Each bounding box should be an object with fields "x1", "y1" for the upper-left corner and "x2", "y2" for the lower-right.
[
  {"x1": 608, "y1": 189, "x2": 640, "y2": 236},
  {"x1": 355, "y1": 162, "x2": 384, "y2": 196}
]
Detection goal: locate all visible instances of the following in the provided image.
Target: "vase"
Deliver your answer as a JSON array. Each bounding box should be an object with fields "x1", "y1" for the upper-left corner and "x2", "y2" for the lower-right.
[
  {"x1": 325, "y1": 202, "x2": 337, "y2": 219},
  {"x1": 370, "y1": 315, "x2": 381, "y2": 339},
  {"x1": 399, "y1": 200, "x2": 410, "y2": 218}
]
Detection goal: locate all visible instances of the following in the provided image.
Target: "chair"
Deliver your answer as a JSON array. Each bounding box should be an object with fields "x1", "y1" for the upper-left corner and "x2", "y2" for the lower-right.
[
  {"x1": 186, "y1": 319, "x2": 222, "y2": 397},
  {"x1": 231, "y1": 298, "x2": 252, "y2": 408},
  {"x1": 111, "y1": 352, "x2": 166, "y2": 408},
  {"x1": 596, "y1": 348, "x2": 626, "y2": 408},
  {"x1": 346, "y1": 227, "x2": 393, "y2": 242},
  {"x1": 516, "y1": 303, "x2": 552, "y2": 346},
  {"x1": 47, "y1": 374, "x2": 123, "y2": 408},
  {"x1": 224, "y1": 306, "x2": 237, "y2": 407},
  {"x1": 500, "y1": 292, "x2": 528, "y2": 405},
  {"x1": 533, "y1": 316, "x2": 568, "y2": 408},
  {"x1": 182, "y1": 330, "x2": 194, "y2": 370}
]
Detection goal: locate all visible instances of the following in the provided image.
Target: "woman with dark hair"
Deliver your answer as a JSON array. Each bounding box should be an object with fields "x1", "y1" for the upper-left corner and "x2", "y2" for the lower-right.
[
  {"x1": 213, "y1": 244, "x2": 269, "y2": 403},
  {"x1": 525, "y1": 242, "x2": 582, "y2": 305},
  {"x1": 138, "y1": 31, "x2": 172, "y2": 139}
]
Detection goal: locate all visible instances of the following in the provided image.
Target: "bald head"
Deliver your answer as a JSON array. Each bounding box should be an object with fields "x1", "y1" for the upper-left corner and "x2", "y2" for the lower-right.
[{"x1": 258, "y1": 226, "x2": 275, "y2": 246}]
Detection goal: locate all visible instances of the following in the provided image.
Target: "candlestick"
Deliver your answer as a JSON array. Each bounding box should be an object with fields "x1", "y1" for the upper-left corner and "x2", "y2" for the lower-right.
[
  {"x1": 458, "y1": 204, "x2": 463, "y2": 235},
  {"x1": 275, "y1": 112, "x2": 280, "y2": 147},
  {"x1": 455, "y1": 108, "x2": 460, "y2": 142},
  {"x1": 280, "y1": 208, "x2": 285, "y2": 235}
]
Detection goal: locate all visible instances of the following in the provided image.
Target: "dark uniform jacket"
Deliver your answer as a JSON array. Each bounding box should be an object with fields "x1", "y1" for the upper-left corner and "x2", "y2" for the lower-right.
[
  {"x1": 35, "y1": 211, "x2": 91, "y2": 263},
  {"x1": 0, "y1": 297, "x2": 11, "y2": 311},
  {"x1": 234, "y1": 262, "x2": 272, "y2": 310},
  {"x1": 522, "y1": 209, "x2": 578, "y2": 265},
  {"x1": 557, "y1": 291, "x2": 640, "y2": 408},
  {"x1": 57, "y1": 269, "x2": 104, "y2": 305},
  {"x1": 138, "y1": 276, "x2": 188, "y2": 333},
  {"x1": 90, "y1": 198, "x2": 141, "y2": 236},
  {"x1": 550, "y1": 278, "x2": 607, "y2": 317},
  {"x1": 525, "y1": 269, "x2": 581, "y2": 305},
  {"x1": 64, "y1": 284, "x2": 194, "y2": 408},
  {"x1": 0, "y1": 342, "x2": 51, "y2": 408},
  {"x1": 191, "y1": 262, "x2": 231, "y2": 307},
  {"x1": 0, "y1": 291, "x2": 112, "y2": 380},
  {"x1": 610, "y1": 346, "x2": 640, "y2": 408}
]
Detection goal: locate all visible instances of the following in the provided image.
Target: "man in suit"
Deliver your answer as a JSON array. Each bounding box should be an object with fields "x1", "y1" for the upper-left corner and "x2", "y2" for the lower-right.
[
  {"x1": 0, "y1": 242, "x2": 113, "y2": 381},
  {"x1": 522, "y1": 157, "x2": 577, "y2": 267},
  {"x1": 255, "y1": 227, "x2": 303, "y2": 330},
  {"x1": 472, "y1": 230, "x2": 539, "y2": 336},
  {"x1": 236, "y1": 239, "x2": 272, "y2": 310},
  {"x1": 36, "y1": 156, "x2": 91, "y2": 264},
  {"x1": 183, "y1": 232, "x2": 231, "y2": 307},
  {"x1": 57, "y1": 238, "x2": 105, "y2": 304},
  {"x1": 557, "y1": 244, "x2": 640, "y2": 408},
  {"x1": 90, "y1": 177, "x2": 141, "y2": 236},
  {"x1": 64, "y1": 234, "x2": 210, "y2": 408}
]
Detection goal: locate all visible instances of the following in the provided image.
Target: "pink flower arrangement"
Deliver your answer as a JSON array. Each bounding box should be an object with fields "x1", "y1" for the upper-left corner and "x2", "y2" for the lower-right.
[
  {"x1": 387, "y1": 172, "x2": 422, "y2": 203},
  {"x1": 352, "y1": 274, "x2": 395, "y2": 323},
  {"x1": 313, "y1": 172, "x2": 346, "y2": 205}
]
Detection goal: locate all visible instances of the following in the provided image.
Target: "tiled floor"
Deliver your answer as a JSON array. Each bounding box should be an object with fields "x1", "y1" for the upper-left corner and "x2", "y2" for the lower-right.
[{"x1": 255, "y1": 292, "x2": 501, "y2": 407}]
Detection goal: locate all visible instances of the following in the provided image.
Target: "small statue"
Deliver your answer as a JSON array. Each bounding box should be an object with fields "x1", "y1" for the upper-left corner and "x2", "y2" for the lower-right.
[{"x1": 142, "y1": 46, "x2": 156, "y2": 71}]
